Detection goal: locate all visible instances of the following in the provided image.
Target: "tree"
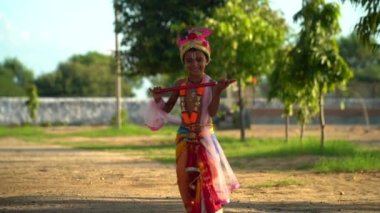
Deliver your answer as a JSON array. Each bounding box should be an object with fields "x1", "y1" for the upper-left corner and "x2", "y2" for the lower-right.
[
  {"x1": 295, "y1": 85, "x2": 319, "y2": 142},
  {"x1": 341, "y1": 0, "x2": 380, "y2": 48},
  {"x1": 115, "y1": 0, "x2": 226, "y2": 78},
  {"x1": 292, "y1": 0, "x2": 353, "y2": 148},
  {"x1": 339, "y1": 33, "x2": 380, "y2": 98},
  {"x1": 25, "y1": 85, "x2": 39, "y2": 124},
  {"x1": 269, "y1": 46, "x2": 319, "y2": 143},
  {"x1": 0, "y1": 58, "x2": 34, "y2": 97},
  {"x1": 339, "y1": 34, "x2": 380, "y2": 82},
  {"x1": 268, "y1": 46, "x2": 296, "y2": 142},
  {"x1": 206, "y1": 0, "x2": 287, "y2": 141},
  {"x1": 35, "y1": 52, "x2": 139, "y2": 97}
]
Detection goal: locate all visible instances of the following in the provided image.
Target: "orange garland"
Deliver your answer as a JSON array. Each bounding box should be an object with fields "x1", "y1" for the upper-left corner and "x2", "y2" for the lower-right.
[
  {"x1": 180, "y1": 80, "x2": 205, "y2": 125},
  {"x1": 181, "y1": 111, "x2": 198, "y2": 124}
]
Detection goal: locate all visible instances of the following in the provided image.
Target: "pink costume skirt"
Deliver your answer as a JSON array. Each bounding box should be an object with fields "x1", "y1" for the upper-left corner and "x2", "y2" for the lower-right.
[{"x1": 176, "y1": 126, "x2": 239, "y2": 213}]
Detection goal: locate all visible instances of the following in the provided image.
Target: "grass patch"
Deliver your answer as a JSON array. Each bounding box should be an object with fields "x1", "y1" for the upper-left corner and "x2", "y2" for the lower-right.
[
  {"x1": 0, "y1": 124, "x2": 177, "y2": 163},
  {"x1": 67, "y1": 124, "x2": 177, "y2": 138},
  {"x1": 219, "y1": 137, "x2": 358, "y2": 159},
  {"x1": 314, "y1": 150, "x2": 380, "y2": 172},
  {"x1": 1, "y1": 125, "x2": 379, "y2": 172},
  {"x1": 219, "y1": 136, "x2": 380, "y2": 172},
  {"x1": 0, "y1": 126, "x2": 55, "y2": 141},
  {"x1": 0, "y1": 124, "x2": 177, "y2": 139}
]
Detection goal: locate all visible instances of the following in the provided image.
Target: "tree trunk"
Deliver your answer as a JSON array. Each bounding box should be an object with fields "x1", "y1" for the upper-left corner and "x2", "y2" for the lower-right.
[
  {"x1": 319, "y1": 92, "x2": 325, "y2": 149},
  {"x1": 300, "y1": 121, "x2": 305, "y2": 142},
  {"x1": 237, "y1": 78, "x2": 245, "y2": 141},
  {"x1": 285, "y1": 115, "x2": 289, "y2": 143}
]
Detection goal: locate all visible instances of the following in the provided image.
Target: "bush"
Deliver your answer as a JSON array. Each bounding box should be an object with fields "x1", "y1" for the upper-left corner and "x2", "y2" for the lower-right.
[{"x1": 110, "y1": 109, "x2": 128, "y2": 126}]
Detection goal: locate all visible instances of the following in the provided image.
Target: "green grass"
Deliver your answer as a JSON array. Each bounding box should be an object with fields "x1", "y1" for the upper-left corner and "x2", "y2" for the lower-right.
[
  {"x1": 1, "y1": 125, "x2": 379, "y2": 172},
  {"x1": 218, "y1": 137, "x2": 380, "y2": 172},
  {"x1": 314, "y1": 150, "x2": 380, "y2": 172},
  {"x1": 0, "y1": 126, "x2": 53, "y2": 141},
  {"x1": 0, "y1": 124, "x2": 177, "y2": 139},
  {"x1": 218, "y1": 137, "x2": 358, "y2": 159},
  {"x1": 66, "y1": 124, "x2": 177, "y2": 138},
  {"x1": 0, "y1": 124, "x2": 177, "y2": 162}
]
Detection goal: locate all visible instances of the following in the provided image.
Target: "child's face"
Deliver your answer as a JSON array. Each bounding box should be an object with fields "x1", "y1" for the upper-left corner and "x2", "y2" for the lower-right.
[{"x1": 183, "y1": 50, "x2": 209, "y2": 79}]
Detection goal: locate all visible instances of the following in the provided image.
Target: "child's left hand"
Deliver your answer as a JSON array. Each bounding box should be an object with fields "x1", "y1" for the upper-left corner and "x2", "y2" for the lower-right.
[{"x1": 215, "y1": 79, "x2": 235, "y2": 93}]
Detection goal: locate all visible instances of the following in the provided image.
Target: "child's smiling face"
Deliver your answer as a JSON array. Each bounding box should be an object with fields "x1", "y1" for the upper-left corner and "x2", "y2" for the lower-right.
[{"x1": 183, "y1": 49, "x2": 209, "y2": 80}]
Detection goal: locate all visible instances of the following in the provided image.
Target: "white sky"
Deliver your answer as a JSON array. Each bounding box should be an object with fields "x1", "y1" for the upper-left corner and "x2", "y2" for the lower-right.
[
  {"x1": 0, "y1": 0, "x2": 365, "y2": 78},
  {"x1": 0, "y1": 0, "x2": 115, "y2": 76}
]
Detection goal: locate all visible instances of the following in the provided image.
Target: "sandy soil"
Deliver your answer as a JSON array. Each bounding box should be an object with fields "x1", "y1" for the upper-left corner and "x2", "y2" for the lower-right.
[{"x1": 0, "y1": 125, "x2": 380, "y2": 213}]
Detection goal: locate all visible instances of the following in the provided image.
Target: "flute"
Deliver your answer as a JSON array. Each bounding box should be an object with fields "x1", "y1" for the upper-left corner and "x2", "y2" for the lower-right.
[{"x1": 152, "y1": 80, "x2": 236, "y2": 94}]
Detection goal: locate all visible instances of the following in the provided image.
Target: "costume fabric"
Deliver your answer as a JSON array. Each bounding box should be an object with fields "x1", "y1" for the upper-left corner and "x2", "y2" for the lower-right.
[{"x1": 145, "y1": 75, "x2": 239, "y2": 213}]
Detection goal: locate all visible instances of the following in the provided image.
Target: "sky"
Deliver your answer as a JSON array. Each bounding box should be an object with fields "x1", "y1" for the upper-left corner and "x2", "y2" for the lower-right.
[{"x1": 1, "y1": 0, "x2": 365, "y2": 79}]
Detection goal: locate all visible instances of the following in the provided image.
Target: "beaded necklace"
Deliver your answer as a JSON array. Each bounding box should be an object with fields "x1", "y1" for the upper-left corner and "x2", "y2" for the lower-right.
[{"x1": 179, "y1": 78, "x2": 205, "y2": 125}]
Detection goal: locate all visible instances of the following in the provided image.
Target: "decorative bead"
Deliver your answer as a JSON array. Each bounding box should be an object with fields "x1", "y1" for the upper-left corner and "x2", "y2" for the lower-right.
[{"x1": 179, "y1": 79, "x2": 206, "y2": 124}]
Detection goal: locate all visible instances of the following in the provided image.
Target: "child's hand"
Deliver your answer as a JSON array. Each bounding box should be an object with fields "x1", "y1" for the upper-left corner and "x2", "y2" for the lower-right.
[
  {"x1": 149, "y1": 87, "x2": 163, "y2": 102},
  {"x1": 215, "y1": 79, "x2": 234, "y2": 93}
]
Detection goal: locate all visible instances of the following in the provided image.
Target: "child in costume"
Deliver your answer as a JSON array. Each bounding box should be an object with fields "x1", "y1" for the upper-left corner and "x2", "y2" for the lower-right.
[{"x1": 145, "y1": 27, "x2": 239, "y2": 213}]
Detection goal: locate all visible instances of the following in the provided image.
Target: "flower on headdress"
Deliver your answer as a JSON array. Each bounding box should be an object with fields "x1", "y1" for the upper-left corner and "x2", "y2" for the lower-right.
[
  {"x1": 177, "y1": 28, "x2": 212, "y2": 46},
  {"x1": 187, "y1": 33, "x2": 197, "y2": 40},
  {"x1": 177, "y1": 27, "x2": 213, "y2": 62}
]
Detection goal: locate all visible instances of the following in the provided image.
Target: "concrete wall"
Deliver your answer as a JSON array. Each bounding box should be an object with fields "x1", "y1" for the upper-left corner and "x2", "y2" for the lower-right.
[
  {"x1": 0, "y1": 97, "x2": 379, "y2": 126},
  {"x1": 0, "y1": 98, "x2": 150, "y2": 126},
  {"x1": 250, "y1": 98, "x2": 380, "y2": 125}
]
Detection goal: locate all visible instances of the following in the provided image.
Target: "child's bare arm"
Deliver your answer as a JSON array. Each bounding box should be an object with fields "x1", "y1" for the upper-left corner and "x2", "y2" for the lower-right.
[
  {"x1": 162, "y1": 91, "x2": 179, "y2": 113},
  {"x1": 208, "y1": 80, "x2": 233, "y2": 117},
  {"x1": 150, "y1": 80, "x2": 182, "y2": 113}
]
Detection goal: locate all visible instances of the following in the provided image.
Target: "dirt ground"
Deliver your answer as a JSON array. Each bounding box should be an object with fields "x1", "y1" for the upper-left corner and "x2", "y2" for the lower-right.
[{"x1": 0, "y1": 125, "x2": 380, "y2": 213}]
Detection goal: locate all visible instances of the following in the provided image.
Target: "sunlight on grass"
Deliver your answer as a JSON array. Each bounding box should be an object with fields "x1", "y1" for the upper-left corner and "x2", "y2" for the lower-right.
[
  {"x1": 65, "y1": 124, "x2": 178, "y2": 137},
  {"x1": 0, "y1": 126, "x2": 54, "y2": 141},
  {"x1": 1, "y1": 125, "x2": 379, "y2": 172},
  {"x1": 219, "y1": 137, "x2": 358, "y2": 159},
  {"x1": 314, "y1": 151, "x2": 380, "y2": 172},
  {"x1": 219, "y1": 137, "x2": 380, "y2": 172},
  {"x1": 0, "y1": 124, "x2": 177, "y2": 138}
]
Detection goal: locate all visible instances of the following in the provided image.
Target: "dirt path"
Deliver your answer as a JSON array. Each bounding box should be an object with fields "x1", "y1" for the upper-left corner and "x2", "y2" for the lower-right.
[{"x1": 1, "y1": 126, "x2": 380, "y2": 212}]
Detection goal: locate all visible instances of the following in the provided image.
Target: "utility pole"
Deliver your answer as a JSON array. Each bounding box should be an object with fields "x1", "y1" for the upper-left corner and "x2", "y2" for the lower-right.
[{"x1": 114, "y1": 0, "x2": 122, "y2": 128}]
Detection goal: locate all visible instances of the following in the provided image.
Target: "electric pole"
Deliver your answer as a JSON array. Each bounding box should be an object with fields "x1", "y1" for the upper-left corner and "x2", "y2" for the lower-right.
[{"x1": 114, "y1": 0, "x2": 122, "y2": 128}]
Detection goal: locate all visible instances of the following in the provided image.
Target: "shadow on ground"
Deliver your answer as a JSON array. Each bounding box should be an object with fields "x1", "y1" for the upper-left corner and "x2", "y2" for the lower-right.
[{"x1": 1, "y1": 196, "x2": 379, "y2": 213}]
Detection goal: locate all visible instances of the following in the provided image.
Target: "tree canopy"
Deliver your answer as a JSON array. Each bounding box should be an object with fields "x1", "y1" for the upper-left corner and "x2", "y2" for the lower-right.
[
  {"x1": 292, "y1": 0, "x2": 353, "y2": 146},
  {"x1": 115, "y1": 0, "x2": 226, "y2": 77},
  {"x1": 341, "y1": 0, "x2": 380, "y2": 48},
  {"x1": 269, "y1": 0, "x2": 357, "y2": 143},
  {"x1": 339, "y1": 33, "x2": 380, "y2": 83},
  {"x1": 0, "y1": 58, "x2": 34, "y2": 97},
  {"x1": 35, "y1": 52, "x2": 138, "y2": 97},
  {"x1": 205, "y1": 0, "x2": 287, "y2": 140},
  {"x1": 206, "y1": 0, "x2": 287, "y2": 79}
]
